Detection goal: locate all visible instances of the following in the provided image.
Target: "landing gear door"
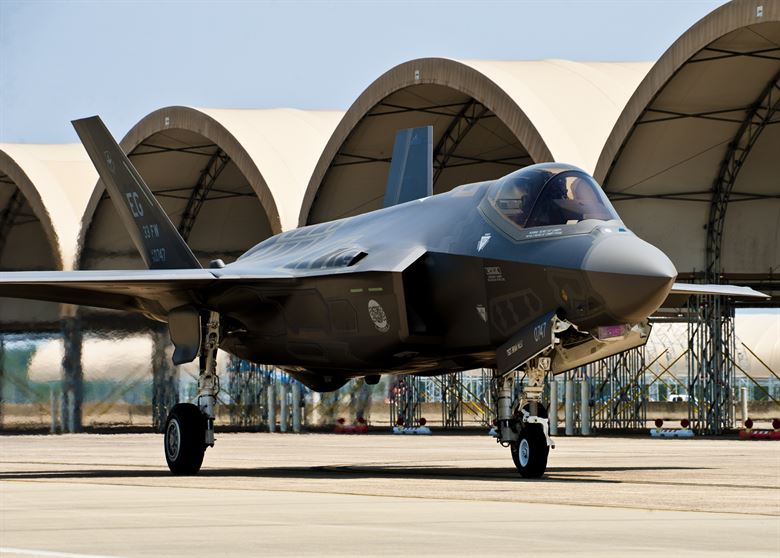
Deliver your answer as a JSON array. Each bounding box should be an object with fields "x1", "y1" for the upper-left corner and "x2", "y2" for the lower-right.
[
  {"x1": 168, "y1": 305, "x2": 202, "y2": 365},
  {"x1": 496, "y1": 310, "x2": 556, "y2": 375}
]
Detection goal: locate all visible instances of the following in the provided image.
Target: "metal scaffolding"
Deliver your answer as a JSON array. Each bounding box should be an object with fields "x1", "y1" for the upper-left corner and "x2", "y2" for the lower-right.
[
  {"x1": 440, "y1": 372, "x2": 464, "y2": 427},
  {"x1": 225, "y1": 357, "x2": 274, "y2": 429},
  {"x1": 0, "y1": 336, "x2": 4, "y2": 429},
  {"x1": 687, "y1": 295, "x2": 736, "y2": 434},
  {"x1": 60, "y1": 316, "x2": 83, "y2": 433},
  {"x1": 706, "y1": 69, "x2": 780, "y2": 282},
  {"x1": 588, "y1": 347, "x2": 647, "y2": 430},
  {"x1": 389, "y1": 375, "x2": 421, "y2": 427},
  {"x1": 315, "y1": 390, "x2": 340, "y2": 426},
  {"x1": 0, "y1": 187, "x2": 28, "y2": 258},
  {"x1": 431, "y1": 100, "x2": 490, "y2": 190},
  {"x1": 481, "y1": 368, "x2": 499, "y2": 426},
  {"x1": 349, "y1": 378, "x2": 373, "y2": 422},
  {"x1": 151, "y1": 328, "x2": 178, "y2": 432},
  {"x1": 178, "y1": 148, "x2": 232, "y2": 241}
]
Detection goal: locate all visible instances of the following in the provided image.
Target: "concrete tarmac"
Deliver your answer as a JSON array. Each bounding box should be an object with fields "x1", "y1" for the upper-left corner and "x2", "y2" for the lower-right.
[{"x1": 1, "y1": 433, "x2": 778, "y2": 557}]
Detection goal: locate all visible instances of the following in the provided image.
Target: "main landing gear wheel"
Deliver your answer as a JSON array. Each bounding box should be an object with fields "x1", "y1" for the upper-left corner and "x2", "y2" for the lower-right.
[
  {"x1": 164, "y1": 403, "x2": 207, "y2": 475},
  {"x1": 510, "y1": 405, "x2": 549, "y2": 478}
]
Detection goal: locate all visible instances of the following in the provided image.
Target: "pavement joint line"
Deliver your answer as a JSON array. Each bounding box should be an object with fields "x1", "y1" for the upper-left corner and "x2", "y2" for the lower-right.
[
  {"x1": 0, "y1": 523, "x2": 523, "y2": 543},
  {"x1": 0, "y1": 462, "x2": 160, "y2": 469},
  {"x1": 0, "y1": 547, "x2": 125, "y2": 558},
  {"x1": 2, "y1": 478, "x2": 777, "y2": 518}
]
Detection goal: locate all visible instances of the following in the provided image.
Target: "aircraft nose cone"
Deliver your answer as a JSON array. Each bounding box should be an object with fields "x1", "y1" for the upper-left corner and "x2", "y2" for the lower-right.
[{"x1": 583, "y1": 233, "x2": 677, "y2": 324}]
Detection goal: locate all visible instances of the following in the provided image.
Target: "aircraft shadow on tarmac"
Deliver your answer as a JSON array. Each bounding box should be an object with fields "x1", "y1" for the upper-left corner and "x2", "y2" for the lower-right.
[{"x1": 0, "y1": 465, "x2": 704, "y2": 484}]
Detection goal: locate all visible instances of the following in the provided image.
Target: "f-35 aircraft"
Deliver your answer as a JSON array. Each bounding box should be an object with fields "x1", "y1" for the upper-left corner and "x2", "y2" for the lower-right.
[{"x1": 0, "y1": 118, "x2": 766, "y2": 476}]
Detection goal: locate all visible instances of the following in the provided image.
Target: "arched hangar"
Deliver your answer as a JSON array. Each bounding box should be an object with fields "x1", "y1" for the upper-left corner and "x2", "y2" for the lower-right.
[
  {"x1": 300, "y1": 57, "x2": 651, "y2": 226},
  {"x1": 78, "y1": 106, "x2": 343, "y2": 271},
  {"x1": 0, "y1": 144, "x2": 94, "y2": 329},
  {"x1": 595, "y1": 0, "x2": 780, "y2": 297}
]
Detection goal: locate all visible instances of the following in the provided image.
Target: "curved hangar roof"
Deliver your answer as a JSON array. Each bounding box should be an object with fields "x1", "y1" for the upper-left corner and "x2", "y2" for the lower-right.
[
  {"x1": 595, "y1": 0, "x2": 780, "y2": 283},
  {"x1": 300, "y1": 57, "x2": 651, "y2": 226},
  {"x1": 78, "y1": 106, "x2": 342, "y2": 270},
  {"x1": 0, "y1": 144, "x2": 95, "y2": 327}
]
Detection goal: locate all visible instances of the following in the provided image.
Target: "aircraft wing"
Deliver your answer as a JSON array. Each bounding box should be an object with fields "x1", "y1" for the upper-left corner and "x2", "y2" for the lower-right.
[
  {"x1": 663, "y1": 282, "x2": 769, "y2": 307},
  {"x1": 0, "y1": 269, "x2": 218, "y2": 318}
]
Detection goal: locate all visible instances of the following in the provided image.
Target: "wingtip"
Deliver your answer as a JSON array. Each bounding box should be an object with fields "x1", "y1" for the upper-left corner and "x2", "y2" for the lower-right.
[{"x1": 670, "y1": 282, "x2": 770, "y2": 298}]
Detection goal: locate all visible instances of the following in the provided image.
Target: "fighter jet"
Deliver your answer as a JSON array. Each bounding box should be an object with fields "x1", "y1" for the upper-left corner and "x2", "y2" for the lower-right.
[{"x1": 0, "y1": 117, "x2": 766, "y2": 476}]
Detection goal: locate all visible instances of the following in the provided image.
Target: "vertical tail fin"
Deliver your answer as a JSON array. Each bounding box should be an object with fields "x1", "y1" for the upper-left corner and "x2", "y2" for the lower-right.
[
  {"x1": 383, "y1": 126, "x2": 433, "y2": 208},
  {"x1": 73, "y1": 116, "x2": 201, "y2": 270}
]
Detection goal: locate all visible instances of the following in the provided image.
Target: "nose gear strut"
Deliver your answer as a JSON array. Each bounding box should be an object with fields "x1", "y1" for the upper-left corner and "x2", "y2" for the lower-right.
[{"x1": 495, "y1": 356, "x2": 555, "y2": 478}]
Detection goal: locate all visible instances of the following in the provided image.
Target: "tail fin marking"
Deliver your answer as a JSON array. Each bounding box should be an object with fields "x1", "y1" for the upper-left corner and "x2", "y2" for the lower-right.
[{"x1": 72, "y1": 116, "x2": 201, "y2": 270}]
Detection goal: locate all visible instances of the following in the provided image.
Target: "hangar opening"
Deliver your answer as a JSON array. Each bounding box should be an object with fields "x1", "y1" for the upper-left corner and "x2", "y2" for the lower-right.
[
  {"x1": 596, "y1": 4, "x2": 780, "y2": 297},
  {"x1": 301, "y1": 58, "x2": 651, "y2": 226},
  {"x1": 300, "y1": 59, "x2": 566, "y2": 226},
  {"x1": 591, "y1": 0, "x2": 780, "y2": 435},
  {"x1": 73, "y1": 107, "x2": 287, "y2": 431},
  {"x1": 79, "y1": 119, "x2": 275, "y2": 270},
  {"x1": 306, "y1": 85, "x2": 532, "y2": 224},
  {"x1": 0, "y1": 175, "x2": 58, "y2": 271},
  {"x1": 0, "y1": 147, "x2": 72, "y2": 329}
]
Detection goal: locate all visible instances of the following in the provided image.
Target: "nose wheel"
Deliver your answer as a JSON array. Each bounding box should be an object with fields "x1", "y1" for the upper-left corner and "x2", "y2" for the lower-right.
[
  {"x1": 164, "y1": 403, "x2": 207, "y2": 475},
  {"x1": 495, "y1": 359, "x2": 554, "y2": 478},
  {"x1": 510, "y1": 424, "x2": 549, "y2": 478}
]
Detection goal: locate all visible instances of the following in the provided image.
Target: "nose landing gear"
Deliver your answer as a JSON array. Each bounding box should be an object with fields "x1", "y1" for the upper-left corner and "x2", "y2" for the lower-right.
[
  {"x1": 164, "y1": 311, "x2": 221, "y2": 475},
  {"x1": 496, "y1": 357, "x2": 554, "y2": 478},
  {"x1": 510, "y1": 407, "x2": 550, "y2": 478}
]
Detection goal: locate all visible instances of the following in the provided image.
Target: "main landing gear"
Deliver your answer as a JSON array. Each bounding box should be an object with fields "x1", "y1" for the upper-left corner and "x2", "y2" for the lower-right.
[
  {"x1": 164, "y1": 311, "x2": 220, "y2": 475},
  {"x1": 496, "y1": 357, "x2": 554, "y2": 478}
]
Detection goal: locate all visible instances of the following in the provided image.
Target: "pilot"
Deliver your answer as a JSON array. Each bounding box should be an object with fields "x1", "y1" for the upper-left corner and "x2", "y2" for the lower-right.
[
  {"x1": 527, "y1": 175, "x2": 569, "y2": 227},
  {"x1": 571, "y1": 178, "x2": 603, "y2": 220}
]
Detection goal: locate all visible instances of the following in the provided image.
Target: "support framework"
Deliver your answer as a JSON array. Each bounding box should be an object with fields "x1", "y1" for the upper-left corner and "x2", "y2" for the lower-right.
[
  {"x1": 60, "y1": 316, "x2": 83, "y2": 433},
  {"x1": 226, "y1": 357, "x2": 274, "y2": 429},
  {"x1": 0, "y1": 187, "x2": 28, "y2": 259},
  {"x1": 0, "y1": 336, "x2": 4, "y2": 429},
  {"x1": 389, "y1": 375, "x2": 421, "y2": 427},
  {"x1": 178, "y1": 148, "x2": 232, "y2": 241},
  {"x1": 588, "y1": 347, "x2": 647, "y2": 430},
  {"x1": 151, "y1": 328, "x2": 178, "y2": 432},
  {"x1": 440, "y1": 372, "x2": 464, "y2": 428},
  {"x1": 706, "y1": 69, "x2": 780, "y2": 281},
  {"x1": 431, "y1": 100, "x2": 491, "y2": 190},
  {"x1": 349, "y1": 378, "x2": 373, "y2": 422},
  {"x1": 687, "y1": 295, "x2": 736, "y2": 434},
  {"x1": 482, "y1": 368, "x2": 500, "y2": 426}
]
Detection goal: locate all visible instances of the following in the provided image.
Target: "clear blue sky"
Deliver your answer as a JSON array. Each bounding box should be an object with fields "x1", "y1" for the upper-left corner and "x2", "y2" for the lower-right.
[{"x1": 1, "y1": 0, "x2": 727, "y2": 144}]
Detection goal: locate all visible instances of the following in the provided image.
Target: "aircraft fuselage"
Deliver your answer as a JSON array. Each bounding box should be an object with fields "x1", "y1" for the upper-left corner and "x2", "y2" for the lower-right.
[{"x1": 209, "y1": 164, "x2": 676, "y2": 389}]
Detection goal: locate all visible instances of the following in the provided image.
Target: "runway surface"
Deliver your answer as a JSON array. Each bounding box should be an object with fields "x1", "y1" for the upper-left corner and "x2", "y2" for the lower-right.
[{"x1": 1, "y1": 433, "x2": 778, "y2": 557}]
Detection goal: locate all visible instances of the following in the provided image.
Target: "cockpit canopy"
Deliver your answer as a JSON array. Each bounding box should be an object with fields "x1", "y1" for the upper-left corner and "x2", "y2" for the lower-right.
[{"x1": 485, "y1": 165, "x2": 619, "y2": 231}]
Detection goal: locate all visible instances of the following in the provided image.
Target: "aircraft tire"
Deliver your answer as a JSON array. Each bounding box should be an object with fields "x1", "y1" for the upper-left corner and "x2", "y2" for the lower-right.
[
  {"x1": 510, "y1": 424, "x2": 550, "y2": 479},
  {"x1": 511, "y1": 425, "x2": 549, "y2": 478},
  {"x1": 510, "y1": 404, "x2": 549, "y2": 478},
  {"x1": 164, "y1": 403, "x2": 206, "y2": 475}
]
